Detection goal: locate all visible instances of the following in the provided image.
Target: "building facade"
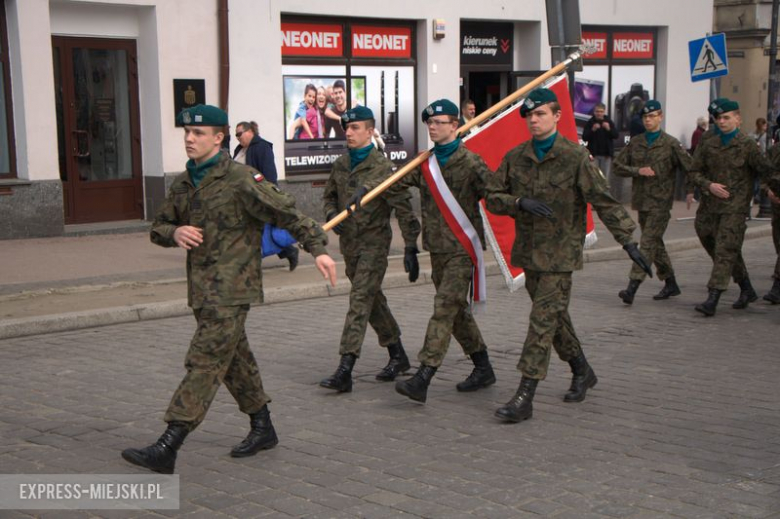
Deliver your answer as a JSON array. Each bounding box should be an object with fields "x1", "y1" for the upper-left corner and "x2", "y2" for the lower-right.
[{"x1": 1, "y1": 0, "x2": 712, "y2": 239}]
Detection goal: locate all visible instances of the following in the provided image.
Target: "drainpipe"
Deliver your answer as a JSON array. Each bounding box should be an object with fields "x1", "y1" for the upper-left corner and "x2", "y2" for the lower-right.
[{"x1": 218, "y1": 0, "x2": 230, "y2": 112}]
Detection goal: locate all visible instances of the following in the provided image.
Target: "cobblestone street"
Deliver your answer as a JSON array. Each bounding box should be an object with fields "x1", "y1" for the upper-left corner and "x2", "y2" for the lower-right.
[{"x1": 1, "y1": 238, "x2": 779, "y2": 518}]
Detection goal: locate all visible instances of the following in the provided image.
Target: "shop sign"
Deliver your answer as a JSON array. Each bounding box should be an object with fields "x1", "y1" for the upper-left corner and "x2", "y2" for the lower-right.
[
  {"x1": 281, "y1": 22, "x2": 344, "y2": 57},
  {"x1": 351, "y1": 25, "x2": 412, "y2": 58},
  {"x1": 460, "y1": 21, "x2": 513, "y2": 66},
  {"x1": 612, "y1": 32, "x2": 654, "y2": 59},
  {"x1": 582, "y1": 32, "x2": 607, "y2": 59}
]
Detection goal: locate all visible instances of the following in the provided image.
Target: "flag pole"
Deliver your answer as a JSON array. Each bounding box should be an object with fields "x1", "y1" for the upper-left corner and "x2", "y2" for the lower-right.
[{"x1": 321, "y1": 49, "x2": 585, "y2": 232}]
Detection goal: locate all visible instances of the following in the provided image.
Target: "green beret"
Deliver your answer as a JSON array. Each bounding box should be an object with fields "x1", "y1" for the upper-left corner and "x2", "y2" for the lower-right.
[
  {"x1": 707, "y1": 98, "x2": 728, "y2": 116},
  {"x1": 340, "y1": 106, "x2": 375, "y2": 129},
  {"x1": 641, "y1": 100, "x2": 662, "y2": 115},
  {"x1": 712, "y1": 98, "x2": 739, "y2": 116},
  {"x1": 421, "y1": 99, "x2": 459, "y2": 122},
  {"x1": 176, "y1": 104, "x2": 228, "y2": 126},
  {"x1": 519, "y1": 88, "x2": 558, "y2": 117}
]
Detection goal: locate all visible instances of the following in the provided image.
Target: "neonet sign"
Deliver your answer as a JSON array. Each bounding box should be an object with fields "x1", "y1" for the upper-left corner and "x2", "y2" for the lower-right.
[
  {"x1": 582, "y1": 31, "x2": 654, "y2": 60},
  {"x1": 281, "y1": 22, "x2": 412, "y2": 58}
]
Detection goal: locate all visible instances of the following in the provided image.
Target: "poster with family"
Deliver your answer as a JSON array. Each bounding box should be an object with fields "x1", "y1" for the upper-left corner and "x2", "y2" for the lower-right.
[{"x1": 282, "y1": 64, "x2": 416, "y2": 176}]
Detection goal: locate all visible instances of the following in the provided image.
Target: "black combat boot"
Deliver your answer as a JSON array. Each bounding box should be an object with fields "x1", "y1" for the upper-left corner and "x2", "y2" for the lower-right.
[
  {"x1": 619, "y1": 279, "x2": 642, "y2": 305},
  {"x1": 732, "y1": 278, "x2": 758, "y2": 309},
  {"x1": 563, "y1": 353, "x2": 598, "y2": 402},
  {"x1": 764, "y1": 278, "x2": 780, "y2": 304},
  {"x1": 695, "y1": 288, "x2": 723, "y2": 317},
  {"x1": 395, "y1": 365, "x2": 437, "y2": 403},
  {"x1": 121, "y1": 422, "x2": 189, "y2": 474},
  {"x1": 653, "y1": 276, "x2": 681, "y2": 300},
  {"x1": 230, "y1": 405, "x2": 279, "y2": 458},
  {"x1": 494, "y1": 377, "x2": 538, "y2": 423},
  {"x1": 456, "y1": 350, "x2": 497, "y2": 392},
  {"x1": 319, "y1": 354, "x2": 357, "y2": 392},
  {"x1": 376, "y1": 342, "x2": 411, "y2": 381}
]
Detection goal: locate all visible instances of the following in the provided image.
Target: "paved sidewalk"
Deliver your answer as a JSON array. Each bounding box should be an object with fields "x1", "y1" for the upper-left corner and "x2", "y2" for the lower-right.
[
  {"x1": 0, "y1": 201, "x2": 773, "y2": 339},
  {"x1": 0, "y1": 237, "x2": 778, "y2": 518}
]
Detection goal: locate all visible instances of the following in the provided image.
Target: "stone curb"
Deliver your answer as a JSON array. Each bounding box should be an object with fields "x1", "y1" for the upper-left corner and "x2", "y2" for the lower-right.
[{"x1": 0, "y1": 226, "x2": 772, "y2": 341}]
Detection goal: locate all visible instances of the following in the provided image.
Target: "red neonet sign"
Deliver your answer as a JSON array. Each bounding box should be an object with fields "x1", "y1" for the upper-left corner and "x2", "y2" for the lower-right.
[
  {"x1": 281, "y1": 23, "x2": 411, "y2": 59},
  {"x1": 281, "y1": 23, "x2": 343, "y2": 57},
  {"x1": 351, "y1": 25, "x2": 411, "y2": 58},
  {"x1": 582, "y1": 32, "x2": 607, "y2": 59},
  {"x1": 612, "y1": 32, "x2": 654, "y2": 59}
]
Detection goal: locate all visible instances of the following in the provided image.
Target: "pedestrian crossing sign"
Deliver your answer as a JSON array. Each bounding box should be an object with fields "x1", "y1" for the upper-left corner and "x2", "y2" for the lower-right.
[{"x1": 689, "y1": 33, "x2": 729, "y2": 82}]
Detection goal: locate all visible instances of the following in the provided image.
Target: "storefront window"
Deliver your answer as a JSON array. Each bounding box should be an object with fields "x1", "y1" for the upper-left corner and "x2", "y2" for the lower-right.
[
  {"x1": 576, "y1": 27, "x2": 657, "y2": 149},
  {"x1": 0, "y1": 0, "x2": 16, "y2": 178},
  {"x1": 281, "y1": 17, "x2": 416, "y2": 178}
]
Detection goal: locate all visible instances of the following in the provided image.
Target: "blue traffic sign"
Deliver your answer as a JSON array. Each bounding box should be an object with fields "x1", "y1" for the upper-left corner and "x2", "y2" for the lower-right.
[{"x1": 689, "y1": 34, "x2": 729, "y2": 82}]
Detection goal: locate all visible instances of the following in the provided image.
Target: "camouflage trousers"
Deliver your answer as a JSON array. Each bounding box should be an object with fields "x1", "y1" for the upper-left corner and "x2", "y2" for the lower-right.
[
  {"x1": 629, "y1": 210, "x2": 674, "y2": 282},
  {"x1": 339, "y1": 249, "x2": 401, "y2": 357},
  {"x1": 518, "y1": 271, "x2": 583, "y2": 380},
  {"x1": 164, "y1": 305, "x2": 270, "y2": 430},
  {"x1": 772, "y1": 203, "x2": 780, "y2": 279},
  {"x1": 694, "y1": 211, "x2": 748, "y2": 290},
  {"x1": 417, "y1": 252, "x2": 487, "y2": 368}
]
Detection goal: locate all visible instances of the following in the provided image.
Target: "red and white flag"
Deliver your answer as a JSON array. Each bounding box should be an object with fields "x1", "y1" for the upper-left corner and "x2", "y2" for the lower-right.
[{"x1": 464, "y1": 74, "x2": 597, "y2": 291}]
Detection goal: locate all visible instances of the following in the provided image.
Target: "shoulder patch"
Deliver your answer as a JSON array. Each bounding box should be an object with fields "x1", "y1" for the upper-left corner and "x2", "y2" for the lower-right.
[{"x1": 253, "y1": 173, "x2": 264, "y2": 183}]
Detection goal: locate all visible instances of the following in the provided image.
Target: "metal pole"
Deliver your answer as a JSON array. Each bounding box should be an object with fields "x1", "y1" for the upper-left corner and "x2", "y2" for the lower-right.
[{"x1": 758, "y1": 0, "x2": 780, "y2": 218}]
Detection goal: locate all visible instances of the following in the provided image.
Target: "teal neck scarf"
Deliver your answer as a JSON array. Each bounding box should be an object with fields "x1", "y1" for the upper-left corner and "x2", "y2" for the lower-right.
[
  {"x1": 186, "y1": 153, "x2": 221, "y2": 188},
  {"x1": 645, "y1": 130, "x2": 661, "y2": 146},
  {"x1": 720, "y1": 128, "x2": 739, "y2": 146},
  {"x1": 349, "y1": 143, "x2": 374, "y2": 170},
  {"x1": 532, "y1": 132, "x2": 558, "y2": 160},
  {"x1": 433, "y1": 138, "x2": 461, "y2": 167}
]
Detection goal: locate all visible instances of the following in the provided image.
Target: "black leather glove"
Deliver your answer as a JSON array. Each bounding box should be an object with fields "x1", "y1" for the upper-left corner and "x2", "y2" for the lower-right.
[
  {"x1": 404, "y1": 246, "x2": 419, "y2": 283},
  {"x1": 515, "y1": 197, "x2": 554, "y2": 219},
  {"x1": 346, "y1": 186, "x2": 369, "y2": 214},
  {"x1": 326, "y1": 210, "x2": 344, "y2": 236},
  {"x1": 623, "y1": 243, "x2": 653, "y2": 278}
]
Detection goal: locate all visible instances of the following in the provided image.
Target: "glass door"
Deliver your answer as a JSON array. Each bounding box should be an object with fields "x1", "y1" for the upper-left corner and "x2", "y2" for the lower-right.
[{"x1": 53, "y1": 36, "x2": 142, "y2": 224}]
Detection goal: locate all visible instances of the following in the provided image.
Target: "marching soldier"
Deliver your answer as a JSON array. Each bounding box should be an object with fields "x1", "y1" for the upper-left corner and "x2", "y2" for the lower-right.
[
  {"x1": 121, "y1": 104, "x2": 337, "y2": 474},
  {"x1": 688, "y1": 98, "x2": 777, "y2": 316},
  {"x1": 614, "y1": 100, "x2": 693, "y2": 304},
  {"x1": 485, "y1": 88, "x2": 650, "y2": 423},
  {"x1": 393, "y1": 99, "x2": 496, "y2": 404},
  {"x1": 320, "y1": 106, "x2": 421, "y2": 392}
]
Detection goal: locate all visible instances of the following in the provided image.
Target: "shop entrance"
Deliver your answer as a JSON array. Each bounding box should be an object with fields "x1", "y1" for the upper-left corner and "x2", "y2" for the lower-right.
[
  {"x1": 53, "y1": 36, "x2": 143, "y2": 224},
  {"x1": 466, "y1": 71, "x2": 507, "y2": 116}
]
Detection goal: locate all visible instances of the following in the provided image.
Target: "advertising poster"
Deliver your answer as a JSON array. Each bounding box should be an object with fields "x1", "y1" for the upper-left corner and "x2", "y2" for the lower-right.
[{"x1": 281, "y1": 21, "x2": 416, "y2": 177}]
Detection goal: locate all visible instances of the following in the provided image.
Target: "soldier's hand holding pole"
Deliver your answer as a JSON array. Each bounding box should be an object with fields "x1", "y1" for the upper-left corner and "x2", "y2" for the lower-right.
[
  {"x1": 623, "y1": 243, "x2": 653, "y2": 278},
  {"x1": 346, "y1": 186, "x2": 369, "y2": 214},
  {"x1": 515, "y1": 197, "x2": 554, "y2": 219},
  {"x1": 326, "y1": 211, "x2": 345, "y2": 235}
]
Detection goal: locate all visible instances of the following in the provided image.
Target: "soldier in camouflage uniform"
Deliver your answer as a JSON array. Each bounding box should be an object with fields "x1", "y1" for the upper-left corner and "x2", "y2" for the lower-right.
[
  {"x1": 613, "y1": 100, "x2": 693, "y2": 304},
  {"x1": 121, "y1": 105, "x2": 337, "y2": 474},
  {"x1": 688, "y1": 98, "x2": 777, "y2": 316},
  {"x1": 319, "y1": 107, "x2": 421, "y2": 392},
  {"x1": 763, "y1": 143, "x2": 780, "y2": 303},
  {"x1": 393, "y1": 99, "x2": 496, "y2": 404},
  {"x1": 485, "y1": 89, "x2": 650, "y2": 423}
]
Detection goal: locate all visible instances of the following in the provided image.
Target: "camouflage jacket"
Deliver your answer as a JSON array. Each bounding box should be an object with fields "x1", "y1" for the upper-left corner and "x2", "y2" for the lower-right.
[
  {"x1": 151, "y1": 151, "x2": 328, "y2": 308},
  {"x1": 613, "y1": 131, "x2": 692, "y2": 212},
  {"x1": 323, "y1": 147, "x2": 420, "y2": 257},
  {"x1": 689, "y1": 131, "x2": 776, "y2": 214},
  {"x1": 486, "y1": 136, "x2": 636, "y2": 272},
  {"x1": 398, "y1": 144, "x2": 487, "y2": 254}
]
